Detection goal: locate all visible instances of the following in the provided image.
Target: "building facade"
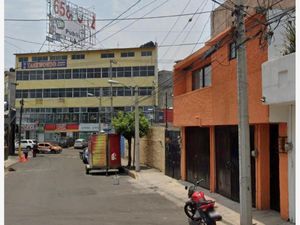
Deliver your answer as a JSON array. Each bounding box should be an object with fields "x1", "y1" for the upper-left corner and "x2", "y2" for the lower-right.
[
  {"x1": 15, "y1": 43, "x2": 158, "y2": 142},
  {"x1": 173, "y1": 13, "x2": 294, "y2": 221}
]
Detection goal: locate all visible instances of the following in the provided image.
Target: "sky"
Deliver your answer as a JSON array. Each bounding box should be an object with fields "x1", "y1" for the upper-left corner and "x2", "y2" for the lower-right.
[{"x1": 4, "y1": 0, "x2": 217, "y2": 71}]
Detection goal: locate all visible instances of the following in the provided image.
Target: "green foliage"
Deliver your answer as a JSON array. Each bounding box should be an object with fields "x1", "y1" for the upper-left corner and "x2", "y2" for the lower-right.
[
  {"x1": 112, "y1": 111, "x2": 150, "y2": 140},
  {"x1": 282, "y1": 20, "x2": 295, "y2": 55}
]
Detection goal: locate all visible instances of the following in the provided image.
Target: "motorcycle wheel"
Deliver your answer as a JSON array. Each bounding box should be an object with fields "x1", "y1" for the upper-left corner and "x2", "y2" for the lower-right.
[
  {"x1": 201, "y1": 213, "x2": 216, "y2": 225},
  {"x1": 184, "y1": 201, "x2": 200, "y2": 221}
]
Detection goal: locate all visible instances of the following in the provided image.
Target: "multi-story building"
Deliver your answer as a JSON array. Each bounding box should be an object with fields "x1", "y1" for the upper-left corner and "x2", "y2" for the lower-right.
[
  {"x1": 173, "y1": 11, "x2": 294, "y2": 222},
  {"x1": 15, "y1": 42, "x2": 158, "y2": 142}
]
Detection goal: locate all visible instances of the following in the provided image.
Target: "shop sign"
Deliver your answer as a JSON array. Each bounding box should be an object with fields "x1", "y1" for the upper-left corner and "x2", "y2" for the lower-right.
[
  {"x1": 79, "y1": 123, "x2": 99, "y2": 132},
  {"x1": 21, "y1": 123, "x2": 37, "y2": 131},
  {"x1": 22, "y1": 60, "x2": 67, "y2": 69},
  {"x1": 56, "y1": 123, "x2": 66, "y2": 131}
]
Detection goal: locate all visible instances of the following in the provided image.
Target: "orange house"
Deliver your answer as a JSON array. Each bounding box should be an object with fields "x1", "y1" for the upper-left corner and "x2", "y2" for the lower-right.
[{"x1": 173, "y1": 15, "x2": 289, "y2": 220}]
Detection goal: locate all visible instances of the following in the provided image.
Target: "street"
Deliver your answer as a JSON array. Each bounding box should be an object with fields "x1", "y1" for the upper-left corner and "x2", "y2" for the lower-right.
[{"x1": 5, "y1": 148, "x2": 187, "y2": 225}]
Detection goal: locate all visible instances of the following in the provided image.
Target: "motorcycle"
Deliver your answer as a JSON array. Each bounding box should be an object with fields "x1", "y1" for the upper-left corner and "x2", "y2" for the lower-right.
[{"x1": 184, "y1": 180, "x2": 222, "y2": 225}]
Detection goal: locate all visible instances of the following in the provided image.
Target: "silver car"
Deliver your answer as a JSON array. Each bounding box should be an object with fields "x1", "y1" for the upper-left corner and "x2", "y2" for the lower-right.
[{"x1": 74, "y1": 139, "x2": 87, "y2": 149}]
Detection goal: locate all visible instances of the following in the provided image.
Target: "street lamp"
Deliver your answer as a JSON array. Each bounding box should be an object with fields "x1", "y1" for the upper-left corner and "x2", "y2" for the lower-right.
[
  {"x1": 109, "y1": 60, "x2": 117, "y2": 130},
  {"x1": 87, "y1": 92, "x2": 102, "y2": 133},
  {"x1": 107, "y1": 79, "x2": 140, "y2": 172}
]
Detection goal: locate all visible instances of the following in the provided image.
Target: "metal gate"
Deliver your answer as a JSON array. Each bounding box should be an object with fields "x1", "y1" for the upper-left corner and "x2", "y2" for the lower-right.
[
  {"x1": 185, "y1": 127, "x2": 210, "y2": 189},
  {"x1": 165, "y1": 130, "x2": 181, "y2": 179}
]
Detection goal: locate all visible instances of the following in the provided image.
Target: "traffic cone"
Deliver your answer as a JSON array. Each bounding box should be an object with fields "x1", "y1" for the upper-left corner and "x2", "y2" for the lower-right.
[{"x1": 19, "y1": 154, "x2": 28, "y2": 163}]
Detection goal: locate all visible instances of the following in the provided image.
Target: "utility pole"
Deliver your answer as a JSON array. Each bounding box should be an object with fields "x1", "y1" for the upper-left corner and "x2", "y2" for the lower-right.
[
  {"x1": 165, "y1": 92, "x2": 168, "y2": 129},
  {"x1": 134, "y1": 86, "x2": 140, "y2": 172},
  {"x1": 18, "y1": 98, "x2": 24, "y2": 159},
  {"x1": 235, "y1": 1, "x2": 252, "y2": 224},
  {"x1": 98, "y1": 88, "x2": 102, "y2": 133}
]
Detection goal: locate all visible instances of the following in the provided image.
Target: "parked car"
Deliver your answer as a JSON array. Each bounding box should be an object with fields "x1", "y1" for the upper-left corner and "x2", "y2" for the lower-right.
[
  {"x1": 58, "y1": 137, "x2": 74, "y2": 148},
  {"x1": 15, "y1": 139, "x2": 35, "y2": 151},
  {"x1": 74, "y1": 139, "x2": 88, "y2": 149},
  {"x1": 37, "y1": 142, "x2": 63, "y2": 154}
]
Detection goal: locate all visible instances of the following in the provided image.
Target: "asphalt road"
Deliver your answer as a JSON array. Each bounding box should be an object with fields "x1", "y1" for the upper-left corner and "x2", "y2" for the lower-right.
[{"x1": 5, "y1": 148, "x2": 187, "y2": 225}]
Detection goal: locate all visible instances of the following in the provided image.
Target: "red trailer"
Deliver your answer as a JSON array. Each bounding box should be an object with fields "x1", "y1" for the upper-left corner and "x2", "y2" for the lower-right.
[{"x1": 85, "y1": 133, "x2": 121, "y2": 174}]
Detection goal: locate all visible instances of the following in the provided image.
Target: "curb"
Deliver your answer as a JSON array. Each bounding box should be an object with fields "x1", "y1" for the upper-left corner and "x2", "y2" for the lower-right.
[{"x1": 122, "y1": 167, "x2": 139, "y2": 179}]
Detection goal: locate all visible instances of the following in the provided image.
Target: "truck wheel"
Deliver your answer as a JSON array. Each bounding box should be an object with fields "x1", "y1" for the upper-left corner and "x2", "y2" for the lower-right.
[{"x1": 86, "y1": 168, "x2": 90, "y2": 174}]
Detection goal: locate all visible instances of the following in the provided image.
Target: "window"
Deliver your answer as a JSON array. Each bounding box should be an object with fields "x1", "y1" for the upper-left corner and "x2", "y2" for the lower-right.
[
  {"x1": 148, "y1": 66, "x2": 155, "y2": 76},
  {"x1": 57, "y1": 70, "x2": 65, "y2": 79},
  {"x1": 87, "y1": 68, "x2": 95, "y2": 78},
  {"x1": 29, "y1": 71, "x2": 37, "y2": 80},
  {"x1": 16, "y1": 90, "x2": 22, "y2": 98},
  {"x1": 50, "y1": 89, "x2": 59, "y2": 98},
  {"x1": 71, "y1": 54, "x2": 85, "y2": 60},
  {"x1": 116, "y1": 67, "x2": 124, "y2": 77},
  {"x1": 16, "y1": 71, "x2": 22, "y2": 80},
  {"x1": 73, "y1": 88, "x2": 80, "y2": 97},
  {"x1": 141, "y1": 51, "x2": 152, "y2": 56},
  {"x1": 140, "y1": 66, "x2": 147, "y2": 76},
  {"x1": 121, "y1": 52, "x2": 134, "y2": 57},
  {"x1": 79, "y1": 88, "x2": 87, "y2": 97},
  {"x1": 101, "y1": 53, "x2": 114, "y2": 58},
  {"x1": 44, "y1": 70, "x2": 51, "y2": 80},
  {"x1": 32, "y1": 56, "x2": 48, "y2": 62},
  {"x1": 65, "y1": 88, "x2": 72, "y2": 97},
  {"x1": 138, "y1": 87, "x2": 153, "y2": 96},
  {"x1": 73, "y1": 69, "x2": 80, "y2": 79},
  {"x1": 36, "y1": 89, "x2": 43, "y2": 98},
  {"x1": 95, "y1": 68, "x2": 101, "y2": 78},
  {"x1": 43, "y1": 89, "x2": 50, "y2": 98},
  {"x1": 133, "y1": 67, "x2": 139, "y2": 77},
  {"x1": 50, "y1": 70, "x2": 58, "y2": 79},
  {"x1": 124, "y1": 87, "x2": 132, "y2": 96},
  {"x1": 102, "y1": 68, "x2": 109, "y2": 78},
  {"x1": 65, "y1": 69, "x2": 71, "y2": 79},
  {"x1": 102, "y1": 87, "x2": 110, "y2": 96},
  {"x1": 22, "y1": 90, "x2": 28, "y2": 98},
  {"x1": 18, "y1": 57, "x2": 28, "y2": 63},
  {"x1": 29, "y1": 90, "x2": 36, "y2": 98},
  {"x1": 49, "y1": 55, "x2": 67, "y2": 61},
  {"x1": 80, "y1": 69, "x2": 86, "y2": 78},
  {"x1": 192, "y1": 64, "x2": 212, "y2": 90},
  {"x1": 229, "y1": 42, "x2": 237, "y2": 60},
  {"x1": 58, "y1": 89, "x2": 65, "y2": 97},
  {"x1": 124, "y1": 67, "x2": 132, "y2": 77},
  {"x1": 22, "y1": 71, "x2": 29, "y2": 80},
  {"x1": 36, "y1": 70, "x2": 43, "y2": 80}
]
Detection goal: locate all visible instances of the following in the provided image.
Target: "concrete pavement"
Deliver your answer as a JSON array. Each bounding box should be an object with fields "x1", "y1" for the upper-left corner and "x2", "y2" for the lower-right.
[{"x1": 122, "y1": 159, "x2": 294, "y2": 225}]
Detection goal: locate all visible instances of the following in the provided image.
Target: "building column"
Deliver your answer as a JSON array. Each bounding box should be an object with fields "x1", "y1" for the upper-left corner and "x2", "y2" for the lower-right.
[
  {"x1": 209, "y1": 126, "x2": 216, "y2": 192},
  {"x1": 288, "y1": 105, "x2": 295, "y2": 222},
  {"x1": 181, "y1": 127, "x2": 186, "y2": 180},
  {"x1": 255, "y1": 124, "x2": 270, "y2": 209},
  {"x1": 278, "y1": 123, "x2": 289, "y2": 220}
]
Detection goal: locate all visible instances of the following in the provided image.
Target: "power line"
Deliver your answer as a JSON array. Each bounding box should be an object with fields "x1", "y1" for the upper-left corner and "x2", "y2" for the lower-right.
[
  {"x1": 96, "y1": 0, "x2": 170, "y2": 45},
  {"x1": 4, "y1": 9, "x2": 226, "y2": 22},
  {"x1": 59, "y1": 0, "x2": 142, "y2": 51}
]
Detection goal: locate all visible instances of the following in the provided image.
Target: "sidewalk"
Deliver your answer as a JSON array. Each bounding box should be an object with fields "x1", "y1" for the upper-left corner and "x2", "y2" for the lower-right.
[
  {"x1": 121, "y1": 159, "x2": 293, "y2": 225},
  {"x1": 4, "y1": 155, "x2": 19, "y2": 174}
]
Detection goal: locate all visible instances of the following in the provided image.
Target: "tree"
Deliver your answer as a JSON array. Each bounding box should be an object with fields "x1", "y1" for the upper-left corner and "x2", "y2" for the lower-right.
[
  {"x1": 112, "y1": 111, "x2": 150, "y2": 168},
  {"x1": 282, "y1": 20, "x2": 295, "y2": 55}
]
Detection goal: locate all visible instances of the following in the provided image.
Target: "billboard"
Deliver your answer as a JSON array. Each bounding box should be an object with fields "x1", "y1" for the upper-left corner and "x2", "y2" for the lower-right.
[
  {"x1": 21, "y1": 60, "x2": 67, "y2": 69},
  {"x1": 47, "y1": 0, "x2": 96, "y2": 46}
]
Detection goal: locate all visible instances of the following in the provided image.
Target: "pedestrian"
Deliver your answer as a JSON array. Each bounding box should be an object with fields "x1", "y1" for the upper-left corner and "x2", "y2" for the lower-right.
[
  {"x1": 22, "y1": 147, "x2": 29, "y2": 160},
  {"x1": 32, "y1": 143, "x2": 37, "y2": 158}
]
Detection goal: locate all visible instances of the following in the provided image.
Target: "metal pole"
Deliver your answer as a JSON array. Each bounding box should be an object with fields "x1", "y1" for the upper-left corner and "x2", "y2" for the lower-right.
[
  {"x1": 235, "y1": 1, "x2": 252, "y2": 224},
  {"x1": 98, "y1": 88, "x2": 102, "y2": 133},
  {"x1": 165, "y1": 92, "x2": 168, "y2": 129},
  {"x1": 109, "y1": 60, "x2": 113, "y2": 131},
  {"x1": 134, "y1": 86, "x2": 140, "y2": 172},
  {"x1": 18, "y1": 98, "x2": 24, "y2": 159}
]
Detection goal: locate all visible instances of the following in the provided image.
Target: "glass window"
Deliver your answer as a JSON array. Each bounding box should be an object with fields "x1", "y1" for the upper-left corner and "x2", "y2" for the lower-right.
[
  {"x1": 116, "y1": 67, "x2": 124, "y2": 77},
  {"x1": 43, "y1": 89, "x2": 50, "y2": 98},
  {"x1": 148, "y1": 66, "x2": 155, "y2": 76},
  {"x1": 141, "y1": 51, "x2": 152, "y2": 56},
  {"x1": 124, "y1": 67, "x2": 132, "y2": 77},
  {"x1": 50, "y1": 70, "x2": 58, "y2": 79},
  {"x1": 16, "y1": 90, "x2": 22, "y2": 98},
  {"x1": 102, "y1": 87, "x2": 110, "y2": 96},
  {"x1": 22, "y1": 71, "x2": 29, "y2": 80},
  {"x1": 32, "y1": 56, "x2": 48, "y2": 62},
  {"x1": 57, "y1": 70, "x2": 65, "y2": 79},
  {"x1": 44, "y1": 70, "x2": 51, "y2": 80},
  {"x1": 87, "y1": 68, "x2": 94, "y2": 78},
  {"x1": 80, "y1": 69, "x2": 86, "y2": 78},
  {"x1": 101, "y1": 53, "x2": 114, "y2": 58},
  {"x1": 95, "y1": 68, "x2": 101, "y2": 78},
  {"x1": 80, "y1": 88, "x2": 87, "y2": 97},
  {"x1": 71, "y1": 54, "x2": 85, "y2": 60},
  {"x1": 112, "y1": 87, "x2": 117, "y2": 96},
  {"x1": 138, "y1": 87, "x2": 148, "y2": 96},
  {"x1": 204, "y1": 65, "x2": 212, "y2": 87},
  {"x1": 50, "y1": 89, "x2": 59, "y2": 98},
  {"x1": 87, "y1": 88, "x2": 95, "y2": 96},
  {"x1": 73, "y1": 88, "x2": 80, "y2": 97},
  {"x1": 65, "y1": 69, "x2": 71, "y2": 79},
  {"x1": 18, "y1": 57, "x2": 28, "y2": 63},
  {"x1": 112, "y1": 68, "x2": 117, "y2": 78},
  {"x1": 29, "y1": 71, "x2": 37, "y2": 80},
  {"x1": 117, "y1": 87, "x2": 124, "y2": 96},
  {"x1": 36, "y1": 89, "x2": 43, "y2": 98},
  {"x1": 22, "y1": 90, "x2": 28, "y2": 98},
  {"x1": 124, "y1": 87, "x2": 132, "y2": 96},
  {"x1": 16, "y1": 71, "x2": 22, "y2": 80},
  {"x1": 229, "y1": 42, "x2": 237, "y2": 60},
  {"x1": 36, "y1": 70, "x2": 43, "y2": 80},
  {"x1": 73, "y1": 69, "x2": 80, "y2": 79},
  {"x1": 192, "y1": 69, "x2": 202, "y2": 90},
  {"x1": 95, "y1": 88, "x2": 101, "y2": 97},
  {"x1": 121, "y1": 52, "x2": 135, "y2": 57},
  {"x1": 49, "y1": 55, "x2": 67, "y2": 60},
  {"x1": 140, "y1": 66, "x2": 147, "y2": 76},
  {"x1": 102, "y1": 68, "x2": 109, "y2": 78},
  {"x1": 66, "y1": 88, "x2": 72, "y2": 97},
  {"x1": 29, "y1": 90, "x2": 36, "y2": 98},
  {"x1": 133, "y1": 67, "x2": 139, "y2": 77},
  {"x1": 59, "y1": 89, "x2": 65, "y2": 97}
]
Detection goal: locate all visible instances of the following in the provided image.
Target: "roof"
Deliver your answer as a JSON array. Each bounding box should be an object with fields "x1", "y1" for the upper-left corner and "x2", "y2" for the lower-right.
[{"x1": 15, "y1": 42, "x2": 157, "y2": 56}]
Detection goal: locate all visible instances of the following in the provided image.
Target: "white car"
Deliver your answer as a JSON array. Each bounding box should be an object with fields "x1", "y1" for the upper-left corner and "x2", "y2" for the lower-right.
[
  {"x1": 15, "y1": 139, "x2": 35, "y2": 151},
  {"x1": 74, "y1": 139, "x2": 88, "y2": 149}
]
